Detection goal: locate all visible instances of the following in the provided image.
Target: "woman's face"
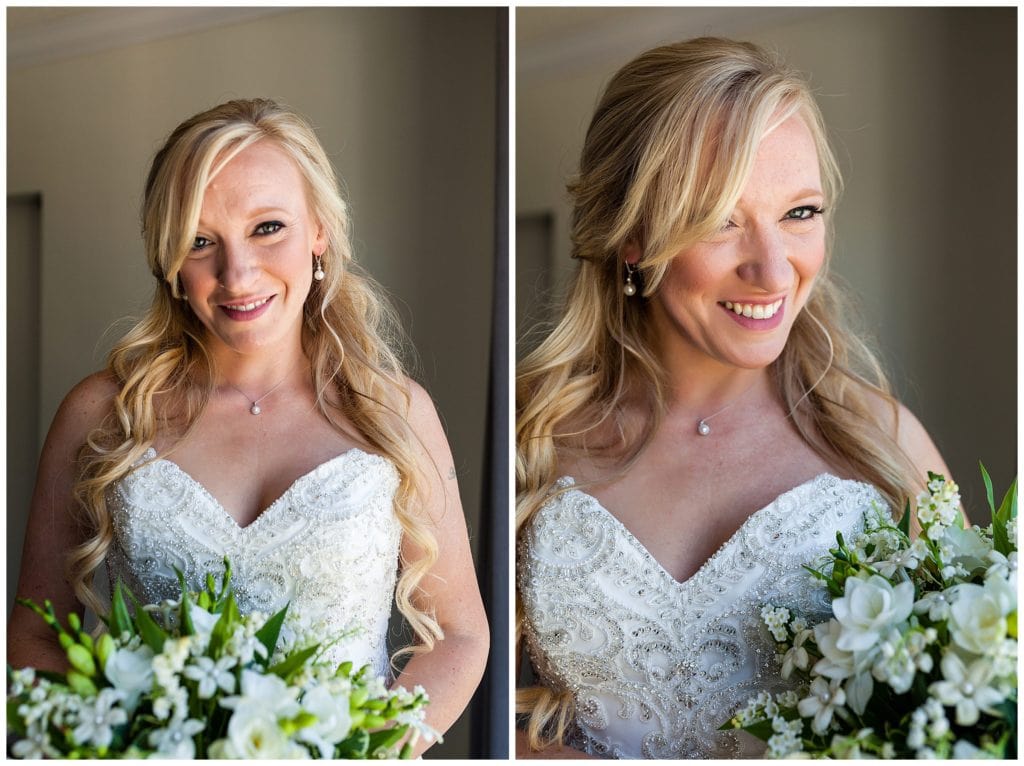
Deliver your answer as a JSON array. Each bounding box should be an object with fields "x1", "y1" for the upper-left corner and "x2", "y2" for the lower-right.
[
  {"x1": 178, "y1": 140, "x2": 325, "y2": 358},
  {"x1": 649, "y1": 114, "x2": 826, "y2": 372}
]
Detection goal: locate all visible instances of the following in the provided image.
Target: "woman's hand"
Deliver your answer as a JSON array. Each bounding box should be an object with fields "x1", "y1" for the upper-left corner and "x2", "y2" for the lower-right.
[{"x1": 387, "y1": 381, "x2": 489, "y2": 756}]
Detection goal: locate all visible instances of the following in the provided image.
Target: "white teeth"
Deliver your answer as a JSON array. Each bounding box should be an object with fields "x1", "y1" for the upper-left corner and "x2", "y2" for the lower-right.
[
  {"x1": 227, "y1": 297, "x2": 268, "y2": 312},
  {"x1": 722, "y1": 299, "x2": 784, "y2": 320}
]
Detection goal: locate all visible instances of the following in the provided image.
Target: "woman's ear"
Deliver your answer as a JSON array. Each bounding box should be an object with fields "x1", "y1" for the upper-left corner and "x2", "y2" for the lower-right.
[{"x1": 622, "y1": 240, "x2": 642, "y2": 266}]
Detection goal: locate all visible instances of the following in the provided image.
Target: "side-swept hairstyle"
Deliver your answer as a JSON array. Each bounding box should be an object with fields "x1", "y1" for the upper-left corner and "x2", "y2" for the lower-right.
[
  {"x1": 516, "y1": 38, "x2": 917, "y2": 749},
  {"x1": 68, "y1": 99, "x2": 442, "y2": 657}
]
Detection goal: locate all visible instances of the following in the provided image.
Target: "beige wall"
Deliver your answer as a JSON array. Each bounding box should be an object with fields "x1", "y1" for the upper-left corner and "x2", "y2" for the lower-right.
[
  {"x1": 517, "y1": 6, "x2": 1016, "y2": 509},
  {"x1": 8, "y1": 7, "x2": 497, "y2": 758}
]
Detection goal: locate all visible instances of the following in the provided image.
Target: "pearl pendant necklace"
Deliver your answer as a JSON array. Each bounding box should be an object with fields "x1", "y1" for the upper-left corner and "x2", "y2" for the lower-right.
[
  {"x1": 694, "y1": 380, "x2": 761, "y2": 436},
  {"x1": 225, "y1": 364, "x2": 295, "y2": 416}
]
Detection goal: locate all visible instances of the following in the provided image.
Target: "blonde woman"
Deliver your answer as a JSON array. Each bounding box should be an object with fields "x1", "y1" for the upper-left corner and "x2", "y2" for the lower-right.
[
  {"x1": 516, "y1": 39, "x2": 950, "y2": 758},
  {"x1": 9, "y1": 99, "x2": 488, "y2": 754}
]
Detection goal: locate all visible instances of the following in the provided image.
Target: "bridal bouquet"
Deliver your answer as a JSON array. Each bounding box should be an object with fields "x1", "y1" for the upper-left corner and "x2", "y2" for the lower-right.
[
  {"x1": 726, "y1": 467, "x2": 1017, "y2": 759},
  {"x1": 7, "y1": 560, "x2": 436, "y2": 759}
]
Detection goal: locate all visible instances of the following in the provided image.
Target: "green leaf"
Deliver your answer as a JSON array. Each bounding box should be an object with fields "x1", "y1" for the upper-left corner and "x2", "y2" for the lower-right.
[
  {"x1": 130, "y1": 594, "x2": 168, "y2": 653},
  {"x1": 109, "y1": 582, "x2": 134, "y2": 638},
  {"x1": 175, "y1": 569, "x2": 195, "y2": 636},
  {"x1": 980, "y1": 461, "x2": 996, "y2": 516},
  {"x1": 898, "y1": 498, "x2": 911, "y2": 537},
  {"x1": 368, "y1": 724, "x2": 408, "y2": 755},
  {"x1": 993, "y1": 478, "x2": 1017, "y2": 556},
  {"x1": 7, "y1": 697, "x2": 28, "y2": 736},
  {"x1": 209, "y1": 591, "x2": 241, "y2": 655},
  {"x1": 335, "y1": 728, "x2": 370, "y2": 758},
  {"x1": 254, "y1": 604, "x2": 289, "y2": 667},
  {"x1": 267, "y1": 644, "x2": 320, "y2": 681}
]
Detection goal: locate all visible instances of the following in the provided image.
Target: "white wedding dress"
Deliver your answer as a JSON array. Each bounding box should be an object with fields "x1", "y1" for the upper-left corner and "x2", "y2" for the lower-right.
[
  {"x1": 519, "y1": 474, "x2": 882, "y2": 758},
  {"x1": 106, "y1": 447, "x2": 401, "y2": 677}
]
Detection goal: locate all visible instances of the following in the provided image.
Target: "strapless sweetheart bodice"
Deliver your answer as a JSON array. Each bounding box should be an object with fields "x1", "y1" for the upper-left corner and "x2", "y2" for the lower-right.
[
  {"x1": 519, "y1": 474, "x2": 883, "y2": 758},
  {"x1": 106, "y1": 447, "x2": 401, "y2": 677}
]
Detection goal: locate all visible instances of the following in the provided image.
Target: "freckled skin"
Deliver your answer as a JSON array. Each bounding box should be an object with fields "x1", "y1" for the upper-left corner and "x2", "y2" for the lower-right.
[
  {"x1": 649, "y1": 116, "x2": 827, "y2": 376},
  {"x1": 179, "y1": 141, "x2": 326, "y2": 361}
]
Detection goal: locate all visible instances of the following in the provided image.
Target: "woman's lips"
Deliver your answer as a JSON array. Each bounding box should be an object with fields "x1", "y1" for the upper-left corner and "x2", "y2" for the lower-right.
[
  {"x1": 719, "y1": 298, "x2": 785, "y2": 330},
  {"x1": 219, "y1": 295, "x2": 274, "y2": 321}
]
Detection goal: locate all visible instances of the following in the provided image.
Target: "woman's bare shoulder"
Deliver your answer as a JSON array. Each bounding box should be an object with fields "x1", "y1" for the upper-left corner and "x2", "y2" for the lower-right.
[
  {"x1": 48, "y1": 371, "x2": 120, "y2": 450},
  {"x1": 861, "y1": 389, "x2": 951, "y2": 482}
]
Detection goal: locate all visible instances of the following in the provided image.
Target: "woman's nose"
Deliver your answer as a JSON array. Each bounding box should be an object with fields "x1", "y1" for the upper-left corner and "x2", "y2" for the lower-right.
[
  {"x1": 736, "y1": 227, "x2": 791, "y2": 294},
  {"x1": 217, "y1": 239, "x2": 258, "y2": 291}
]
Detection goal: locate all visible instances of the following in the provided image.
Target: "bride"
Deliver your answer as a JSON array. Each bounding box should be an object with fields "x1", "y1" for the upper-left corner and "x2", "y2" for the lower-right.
[
  {"x1": 8, "y1": 98, "x2": 488, "y2": 754},
  {"x1": 516, "y1": 39, "x2": 951, "y2": 758}
]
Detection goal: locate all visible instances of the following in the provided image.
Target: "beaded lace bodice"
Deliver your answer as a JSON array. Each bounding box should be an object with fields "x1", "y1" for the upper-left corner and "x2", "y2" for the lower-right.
[
  {"x1": 519, "y1": 474, "x2": 882, "y2": 759},
  {"x1": 107, "y1": 447, "x2": 401, "y2": 677}
]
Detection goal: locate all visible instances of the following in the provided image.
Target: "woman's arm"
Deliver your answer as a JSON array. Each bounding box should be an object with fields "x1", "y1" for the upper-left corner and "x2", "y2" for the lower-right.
[
  {"x1": 388, "y1": 381, "x2": 489, "y2": 756},
  {"x1": 8, "y1": 373, "x2": 118, "y2": 671}
]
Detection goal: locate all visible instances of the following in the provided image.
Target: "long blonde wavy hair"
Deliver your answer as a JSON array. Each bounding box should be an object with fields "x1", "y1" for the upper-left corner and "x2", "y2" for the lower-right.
[
  {"x1": 67, "y1": 98, "x2": 442, "y2": 656},
  {"x1": 516, "y1": 38, "x2": 919, "y2": 748}
]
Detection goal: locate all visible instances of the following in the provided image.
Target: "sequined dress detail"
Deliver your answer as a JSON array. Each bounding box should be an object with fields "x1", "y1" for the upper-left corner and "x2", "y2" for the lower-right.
[
  {"x1": 107, "y1": 447, "x2": 401, "y2": 677},
  {"x1": 519, "y1": 474, "x2": 881, "y2": 758}
]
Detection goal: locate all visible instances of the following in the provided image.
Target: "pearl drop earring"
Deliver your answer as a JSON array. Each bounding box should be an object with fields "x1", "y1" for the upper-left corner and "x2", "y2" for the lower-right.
[
  {"x1": 623, "y1": 263, "x2": 638, "y2": 296},
  {"x1": 313, "y1": 254, "x2": 325, "y2": 281}
]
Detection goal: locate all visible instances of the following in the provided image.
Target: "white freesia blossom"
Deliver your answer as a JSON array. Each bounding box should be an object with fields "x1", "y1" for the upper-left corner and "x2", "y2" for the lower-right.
[
  {"x1": 219, "y1": 707, "x2": 312, "y2": 759},
  {"x1": 929, "y1": 652, "x2": 1003, "y2": 726},
  {"x1": 104, "y1": 644, "x2": 155, "y2": 711},
  {"x1": 148, "y1": 717, "x2": 205, "y2": 758},
  {"x1": 188, "y1": 604, "x2": 220, "y2": 635},
  {"x1": 832, "y1": 575, "x2": 914, "y2": 652},
  {"x1": 221, "y1": 668, "x2": 301, "y2": 720},
  {"x1": 296, "y1": 684, "x2": 353, "y2": 757},
  {"x1": 943, "y1": 524, "x2": 991, "y2": 571},
  {"x1": 947, "y1": 582, "x2": 1009, "y2": 655},
  {"x1": 985, "y1": 549, "x2": 1017, "y2": 581},
  {"x1": 72, "y1": 688, "x2": 128, "y2": 749}
]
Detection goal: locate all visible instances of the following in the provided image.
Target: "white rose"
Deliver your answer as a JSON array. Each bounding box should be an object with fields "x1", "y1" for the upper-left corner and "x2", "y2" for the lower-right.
[
  {"x1": 103, "y1": 644, "x2": 155, "y2": 712},
  {"x1": 832, "y1": 575, "x2": 914, "y2": 652},
  {"x1": 948, "y1": 583, "x2": 1008, "y2": 656}
]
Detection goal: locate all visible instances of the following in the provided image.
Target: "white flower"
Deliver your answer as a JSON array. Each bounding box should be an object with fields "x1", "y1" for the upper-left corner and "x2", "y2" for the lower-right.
[
  {"x1": 947, "y1": 582, "x2": 1010, "y2": 655},
  {"x1": 874, "y1": 538, "x2": 928, "y2": 577},
  {"x1": 103, "y1": 644, "x2": 155, "y2": 711},
  {"x1": 219, "y1": 707, "x2": 311, "y2": 759},
  {"x1": 914, "y1": 590, "x2": 954, "y2": 622},
  {"x1": 943, "y1": 524, "x2": 991, "y2": 571},
  {"x1": 153, "y1": 684, "x2": 188, "y2": 721},
  {"x1": 148, "y1": 717, "x2": 205, "y2": 758},
  {"x1": 781, "y1": 629, "x2": 811, "y2": 679},
  {"x1": 929, "y1": 652, "x2": 1004, "y2": 726},
  {"x1": 183, "y1": 655, "x2": 237, "y2": 699},
  {"x1": 952, "y1": 739, "x2": 995, "y2": 759},
  {"x1": 189, "y1": 604, "x2": 221, "y2": 635},
  {"x1": 797, "y1": 676, "x2": 846, "y2": 735},
  {"x1": 761, "y1": 605, "x2": 791, "y2": 642},
  {"x1": 812, "y1": 619, "x2": 857, "y2": 679},
  {"x1": 766, "y1": 716, "x2": 804, "y2": 758},
  {"x1": 776, "y1": 690, "x2": 800, "y2": 708},
  {"x1": 297, "y1": 684, "x2": 353, "y2": 757},
  {"x1": 985, "y1": 549, "x2": 1017, "y2": 581},
  {"x1": 832, "y1": 575, "x2": 914, "y2": 652},
  {"x1": 220, "y1": 668, "x2": 300, "y2": 721},
  {"x1": 71, "y1": 688, "x2": 128, "y2": 749}
]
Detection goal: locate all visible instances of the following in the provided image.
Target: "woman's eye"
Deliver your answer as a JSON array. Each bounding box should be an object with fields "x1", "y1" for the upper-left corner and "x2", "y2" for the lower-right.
[
  {"x1": 785, "y1": 206, "x2": 824, "y2": 221},
  {"x1": 254, "y1": 221, "x2": 284, "y2": 236},
  {"x1": 191, "y1": 236, "x2": 212, "y2": 251}
]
